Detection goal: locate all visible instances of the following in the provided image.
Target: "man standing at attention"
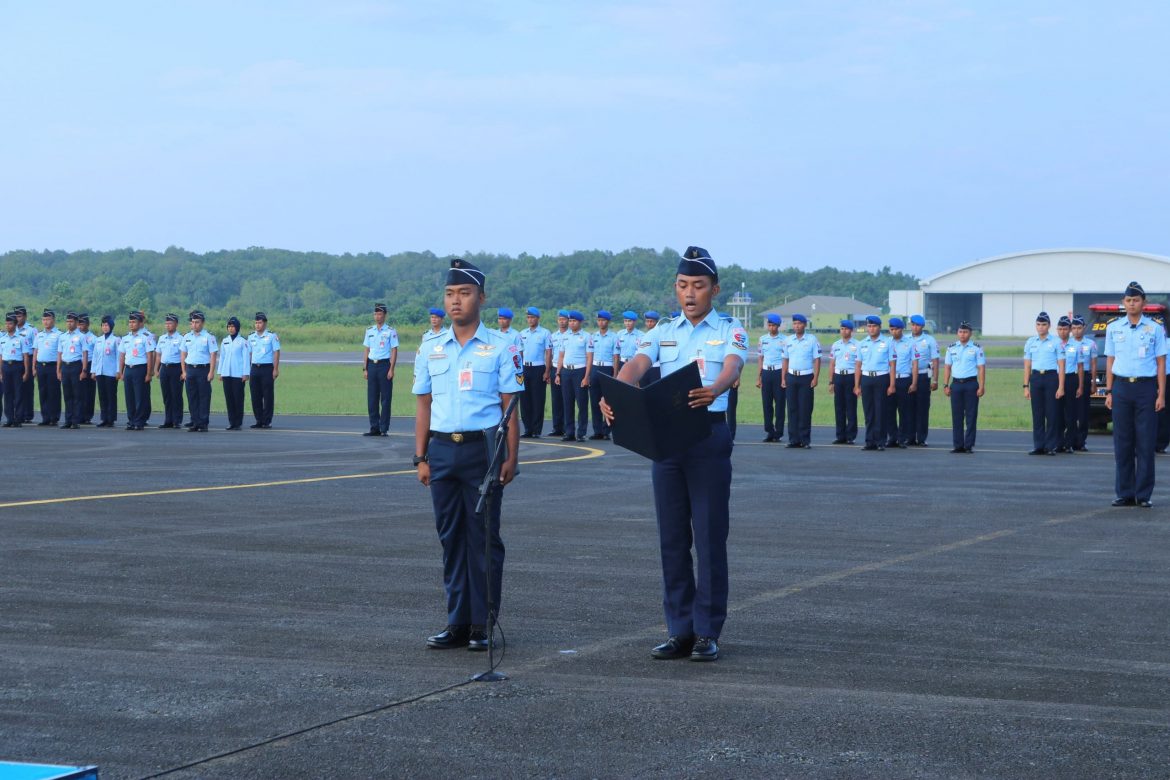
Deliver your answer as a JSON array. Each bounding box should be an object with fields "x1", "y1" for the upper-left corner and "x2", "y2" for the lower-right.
[
  {"x1": 756, "y1": 313, "x2": 786, "y2": 443},
  {"x1": 363, "y1": 304, "x2": 398, "y2": 437},
  {"x1": 518, "y1": 307, "x2": 551, "y2": 438},
  {"x1": 600, "y1": 246, "x2": 746, "y2": 662},
  {"x1": 827, "y1": 319, "x2": 859, "y2": 444}
]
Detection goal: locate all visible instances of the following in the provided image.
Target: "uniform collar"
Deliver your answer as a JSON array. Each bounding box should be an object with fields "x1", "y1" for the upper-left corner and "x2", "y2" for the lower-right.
[
  {"x1": 677, "y1": 308, "x2": 720, "y2": 332},
  {"x1": 442, "y1": 321, "x2": 494, "y2": 348}
]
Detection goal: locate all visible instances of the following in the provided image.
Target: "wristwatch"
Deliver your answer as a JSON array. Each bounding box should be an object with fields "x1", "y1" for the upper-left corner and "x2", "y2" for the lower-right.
[{"x1": 412, "y1": 454, "x2": 428, "y2": 466}]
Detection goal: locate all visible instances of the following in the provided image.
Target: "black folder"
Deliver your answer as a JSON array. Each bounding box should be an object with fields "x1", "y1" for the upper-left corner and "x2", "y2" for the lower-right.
[{"x1": 596, "y1": 362, "x2": 712, "y2": 461}]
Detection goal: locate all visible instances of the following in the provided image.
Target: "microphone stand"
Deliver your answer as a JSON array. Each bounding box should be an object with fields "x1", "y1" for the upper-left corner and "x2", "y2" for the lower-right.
[{"x1": 472, "y1": 394, "x2": 518, "y2": 683}]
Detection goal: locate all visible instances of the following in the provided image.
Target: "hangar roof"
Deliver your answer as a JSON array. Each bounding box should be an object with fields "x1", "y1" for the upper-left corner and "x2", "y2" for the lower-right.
[{"x1": 920, "y1": 249, "x2": 1170, "y2": 293}]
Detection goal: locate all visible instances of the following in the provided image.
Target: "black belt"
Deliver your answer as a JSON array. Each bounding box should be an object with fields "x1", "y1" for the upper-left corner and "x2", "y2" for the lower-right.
[
  {"x1": 1031, "y1": 369, "x2": 1056, "y2": 375},
  {"x1": 186, "y1": 363, "x2": 209, "y2": 369},
  {"x1": 430, "y1": 430, "x2": 486, "y2": 444},
  {"x1": 953, "y1": 377, "x2": 976, "y2": 383},
  {"x1": 3, "y1": 360, "x2": 21, "y2": 365},
  {"x1": 709, "y1": 411, "x2": 726, "y2": 423},
  {"x1": 1115, "y1": 375, "x2": 1154, "y2": 383},
  {"x1": 368, "y1": 359, "x2": 390, "y2": 365},
  {"x1": 37, "y1": 361, "x2": 54, "y2": 366}
]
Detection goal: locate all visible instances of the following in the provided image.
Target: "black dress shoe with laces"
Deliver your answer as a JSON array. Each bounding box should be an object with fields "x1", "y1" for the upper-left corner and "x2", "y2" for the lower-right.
[
  {"x1": 467, "y1": 625, "x2": 489, "y2": 652},
  {"x1": 1111, "y1": 497, "x2": 1136, "y2": 507},
  {"x1": 1137, "y1": 499, "x2": 1153, "y2": 508},
  {"x1": 650, "y1": 635, "x2": 694, "y2": 660},
  {"x1": 362, "y1": 428, "x2": 379, "y2": 436},
  {"x1": 691, "y1": 636, "x2": 719, "y2": 662},
  {"x1": 426, "y1": 625, "x2": 470, "y2": 649},
  {"x1": 951, "y1": 447, "x2": 966, "y2": 453}
]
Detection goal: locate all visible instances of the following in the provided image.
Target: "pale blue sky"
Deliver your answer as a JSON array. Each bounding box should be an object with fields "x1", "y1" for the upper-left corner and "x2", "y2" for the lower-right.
[{"x1": 2, "y1": 1, "x2": 1167, "y2": 276}]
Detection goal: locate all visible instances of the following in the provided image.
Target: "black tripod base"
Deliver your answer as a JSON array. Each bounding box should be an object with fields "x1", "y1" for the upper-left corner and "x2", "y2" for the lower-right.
[{"x1": 471, "y1": 669, "x2": 508, "y2": 682}]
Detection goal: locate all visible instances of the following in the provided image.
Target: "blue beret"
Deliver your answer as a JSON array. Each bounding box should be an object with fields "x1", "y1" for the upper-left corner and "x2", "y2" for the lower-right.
[
  {"x1": 840, "y1": 319, "x2": 854, "y2": 329},
  {"x1": 889, "y1": 317, "x2": 905, "y2": 328},
  {"x1": 428, "y1": 307, "x2": 444, "y2": 317},
  {"x1": 866, "y1": 315, "x2": 882, "y2": 326},
  {"x1": 498, "y1": 308, "x2": 513, "y2": 319},
  {"x1": 644, "y1": 311, "x2": 660, "y2": 320},
  {"x1": 766, "y1": 313, "x2": 781, "y2": 325},
  {"x1": 792, "y1": 314, "x2": 808, "y2": 324},
  {"x1": 568, "y1": 310, "x2": 584, "y2": 321},
  {"x1": 622, "y1": 310, "x2": 638, "y2": 320},
  {"x1": 526, "y1": 306, "x2": 540, "y2": 317},
  {"x1": 909, "y1": 315, "x2": 926, "y2": 327},
  {"x1": 597, "y1": 310, "x2": 611, "y2": 320},
  {"x1": 669, "y1": 311, "x2": 681, "y2": 318},
  {"x1": 557, "y1": 309, "x2": 570, "y2": 318}
]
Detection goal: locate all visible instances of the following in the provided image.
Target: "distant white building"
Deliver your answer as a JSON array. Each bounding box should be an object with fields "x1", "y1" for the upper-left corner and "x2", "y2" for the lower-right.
[{"x1": 890, "y1": 248, "x2": 1170, "y2": 336}]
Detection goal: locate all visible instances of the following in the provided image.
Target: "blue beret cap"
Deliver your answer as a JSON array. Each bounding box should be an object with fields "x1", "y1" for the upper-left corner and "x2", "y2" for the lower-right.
[
  {"x1": 766, "y1": 313, "x2": 781, "y2": 325},
  {"x1": 669, "y1": 311, "x2": 681, "y2": 318},
  {"x1": 568, "y1": 310, "x2": 584, "y2": 321},
  {"x1": 644, "y1": 311, "x2": 660, "y2": 320},
  {"x1": 840, "y1": 319, "x2": 854, "y2": 329},
  {"x1": 498, "y1": 308, "x2": 513, "y2": 319},
  {"x1": 792, "y1": 314, "x2": 808, "y2": 324},
  {"x1": 557, "y1": 309, "x2": 570, "y2": 318},
  {"x1": 597, "y1": 310, "x2": 611, "y2": 320},
  {"x1": 909, "y1": 315, "x2": 926, "y2": 326},
  {"x1": 866, "y1": 315, "x2": 882, "y2": 326},
  {"x1": 622, "y1": 310, "x2": 638, "y2": 320},
  {"x1": 429, "y1": 307, "x2": 444, "y2": 317},
  {"x1": 526, "y1": 306, "x2": 540, "y2": 317},
  {"x1": 889, "y1": 317, "x2": 905, "y2": 328}
]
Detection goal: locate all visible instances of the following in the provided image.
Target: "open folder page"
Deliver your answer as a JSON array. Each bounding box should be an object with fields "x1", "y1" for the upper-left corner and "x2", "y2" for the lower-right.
[{"x1": 596, "y1": 362, "x2": 713, "y2": 461}]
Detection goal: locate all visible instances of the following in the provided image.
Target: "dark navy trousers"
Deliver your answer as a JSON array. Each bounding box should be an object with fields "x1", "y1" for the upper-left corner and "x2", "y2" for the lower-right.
[
  {"x1": 885, "y1": 376, "x2": 913, "y2": 445},
  {"x1": 1157, "y1": 406, "x2": 1170, "y2": 452},
  {"x1": 1030, "y1": 370, "x2": 1060, "y2": 451},
  {"x1": 81, "y1": 373, "x2": 96, "y2": 422},
  {"x1": 249, "y1": 363, "x2": 274, "y2": 426},
  {"x1": 860, "y1": 374, "x2": 888, "y2": 446},
  {"x1": 1059, "y1": 373, "x2": 1079, "y2": 449},
  {"x1": 96, "y1": 375, "x2": 118, "y2": 425},
  {"x1": 912, "y1": 374, "x2": 932, "y2": 443},
  {"x1": 20, "y1": 367, "x2": 35, "y2": 421},
  {"x1": 223, "y1": 376, "x2": 245, "y2": 428},
  {"x1": 651, "y1": 421, "x2": 731, "y2": 639},
  {"x1": 561, "y1": 367, "x2": 588, "y2": 438},
  {"x1": 123, "y1": 364, "x2": 149, "y2": 426},
  {"x1": 950, "y1": 378, "x2": 979, "y2": 450},
  {"x1": 1076, "y1": 379, "x2": 1094, "y2": 448},
  {"x1": 60, "y1": 361, "x2": 83, "y2": 425},
  {"x1": 1111, "y1": 379, "x2": 1157, "y2": 502},
  {"x1": 36, "y1": 362, "x2": 60, "y2": 423},
  {"x1": 520, "y1": 365, "x2": 547, "y2": 435},
  {"x1": 785, "y1": 373, "x2": 813, "y2": 445},
  {"x1": 428, "y1": 436, "x2": 505, "y2": 626},
  {"x1": 759, "y1": 368, "x2": 785, "y2": 439},
  {"x1": 185, "y1": 365, "x2": 212, "y2": 428},
  {"x1": 548, "y1": 372, "x2": 565, "y2": 434},
  {"x1": 2, "y1": 361, "x2": 22, "y2": 424},
  {"x1": 366, "y1": 362, "x2": 392, "y2": 433},
  {"x1": 589, "y1": 365, "x2": 613, "y2": 435},
  {"x1": 160, "y1": 363, "x2": 185, "y2": 426},
  {"x1": 832, "y1": 372, "x2": 857, "y2": 442}
]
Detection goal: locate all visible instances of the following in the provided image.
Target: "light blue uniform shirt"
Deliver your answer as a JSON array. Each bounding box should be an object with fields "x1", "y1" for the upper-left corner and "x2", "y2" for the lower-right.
[
  {"x1": 182, "y1": 330, "x2": 218, "y2": 364},
  {"x1": 616, "y1": 328, "x2": 643, "y2": 361},
  {"x1": 1072, "y1": 336, "x2": 1098, "y2": 372},
  {"x1": 218, "y1": 335, "x2": 252, "y2": 378},
  {"x1": 1059, "y1": 339, "x2": 1081, "y2": 375},
  {"x1": 0, "y1": 331, "x2": 32, "y2": 361},
  {"x1": 550, "y1": 329, "x2": 568, "y2": 359},
  {"x1": 18, "y1": 323, "x2": 37, "y2": 346},
  {"x1": 560, "y1": 330, "x2": 590, "y2": 367},
  {"x1": 412, "y1": 323, "x2": 524, "y2": 433},
  {"x1": 520, "y1": 325, "x2": 551, "y2": 364},
  {"x1": 858, "y1": 335, "x2": 894, "y2": 373},
  {"x1": 156, "y1": 332, "x2": 185, "y2": 364},
  {"x1": 635, "y1": 309, "x2": 748, "y2": 413},
  {"x1": 363, "y1": 324, "x2": 399, "y2": 360},
  {"x1": 589, "y1": 330, "x2": 619, "y2": 366},
  {"x1": 890, "y1": 337, "x2": 917, "y2": 377},
  {"x1": 1104, "y1": 315, "x2": 1168, "y2": 377},
  {"x1": 58, "y1": 329, "x2": 86, "y2": 363},
  {"x1": 783, "y1": 333, "x2": 821, "y2": 373},
  {"x1": 829, "y1": 338, "x2": 859, "y2": 373},
  {"x1": 1024, "y1": 333, "x2": 1064, "y2": 371},
  {"x1": 758, "y1": 333, "x2": 786, "y2": 369},
  {"x1": 80, "y1": 330, "x2": 96, "y2": 361},
  {"x1": 249, "y1": 330, "x2": 281, "y2": 364},
  {"x1": 90, "y1": 333, "x2": 120, "y2": 376},
  {"x1": 945, "y1": 340, "x2": 985, "y2": 379},
  {"x1": 119, "y1": 331, "x2": 154, "y2": 367},
  {"x1": 911, "y1": 333, "x2": 939, "y2": 375},
  {"x1": 33, "y1": 327, "x2": 62, "y2": 362}
]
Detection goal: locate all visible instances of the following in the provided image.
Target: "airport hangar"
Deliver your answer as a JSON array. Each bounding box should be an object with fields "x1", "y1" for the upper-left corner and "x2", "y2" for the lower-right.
[{"x1": 888, "y1": 248, "x2": 1170, "y2": 337}]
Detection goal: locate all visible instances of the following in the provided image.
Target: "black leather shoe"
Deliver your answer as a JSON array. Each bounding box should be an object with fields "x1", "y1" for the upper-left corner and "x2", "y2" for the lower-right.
[
  {"x1": 1111, "y1": 497, "x2": 1136, "y2": 507},
  {"x1": 1138, "y1": 499, "x2": 1153, "y2": 508},
  {"x1": 863, "y1": 444, "x2": 877, "y2": 451},
  {"x1": 1028, "y1": 448, "x2": 1045, "y2": 455},
  {"x1": 691, "y1": 636, "x2": 719, "y2": 662},
  {"x1": 831, "y1": 438, "x2": 846, "y2": 444},
  {"x1": 576, "y1": 436, "x2": 586, "y2": 442},
  {"x1": 37, "y1": 421, "x2": 52, "y2": 426},
  {"x1": 467, "y1": 625, "x2": 489, "y2": 651},
  {"x1": 896, "y1": 443, "x2": 908, "y2": 449},
  {"x1": 589, "y1": 433, "x2": 606, "y2": 440},
  {"x1": 250, "y1": 423, "x2": 262, "y2": 429},
  {"x1": 362, "y1": 429, "x2": 379, "y2": 436},
  {"x1": 184, "y1": 422, "x2": 194, "y2": 428},
  {"x1": 1046, "y1": 450, "x2": 1057, "y2": 456},
  {"x1": 650, "y1": 635, "x2": 694, "y2": 660},
  {"x1": 951, "y1": 447, "x2": 965, "y2": 453},
  {"x1": 426, "y1": 625, "x2": 470, "y2": 649},
  {"x1": 561, "y1": 435, "x2": 575, "y2": 442},
  {"x1": 548, "y1": 431, "x2": 564, "y2": 437},
  {"x1": 763, "y1": 436, "x2": 775, "y2": 443},
  {"x1": 876, "y1": 445, "x2": 886, "y2": 451},
  {"x1": 785, "y1": 442, "x2": 802, "y2": 448},
  {"x1": 158, "y1": 423, "x2": 174, "y2": 429}
]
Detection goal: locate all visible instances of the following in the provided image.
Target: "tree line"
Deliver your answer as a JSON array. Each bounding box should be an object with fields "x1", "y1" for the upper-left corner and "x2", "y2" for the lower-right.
[{"x1": 0, "y1": 246, "x2": 918, "y2": 325}]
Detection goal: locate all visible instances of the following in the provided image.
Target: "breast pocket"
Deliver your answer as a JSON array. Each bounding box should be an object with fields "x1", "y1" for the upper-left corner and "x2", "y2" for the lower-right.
[
  {"x1": 472, "y1": 355, "x2": 499, "y2": 392},
  {"x1": 659, "y1": 345, "x2": 681, "y2": 369},
  {"x1": 427, "y1": 357, "x2": 452, "y2": 393}
]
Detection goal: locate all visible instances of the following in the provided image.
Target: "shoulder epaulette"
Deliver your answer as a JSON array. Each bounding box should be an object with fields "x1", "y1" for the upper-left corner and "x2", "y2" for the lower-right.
[
  {"x1": 974, "y1": 342, "x2": 982, "y2": 348},
  {"x1": 421, "y1": 329, "x2": 442, "y2": 342}
]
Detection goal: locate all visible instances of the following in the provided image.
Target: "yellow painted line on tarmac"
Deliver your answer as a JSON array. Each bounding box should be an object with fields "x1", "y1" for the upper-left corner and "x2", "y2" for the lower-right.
[{"x1": 0, "y1": 440, "x2": 604, "y2": 509}]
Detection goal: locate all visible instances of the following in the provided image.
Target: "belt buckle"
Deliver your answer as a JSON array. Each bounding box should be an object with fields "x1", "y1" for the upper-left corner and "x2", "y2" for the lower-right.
[
  {"x1": 451, "y1": 432, "x2": 464, "y2": 443},
  {"x1": 1128, "y1": 377, "x2": 1137, "y2": 383}
]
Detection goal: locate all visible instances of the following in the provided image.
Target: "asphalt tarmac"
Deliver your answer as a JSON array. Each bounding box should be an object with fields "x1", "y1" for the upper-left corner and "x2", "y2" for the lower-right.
[{"x1": 2, "y1": 417, "x2": 1168, "y2": 779}]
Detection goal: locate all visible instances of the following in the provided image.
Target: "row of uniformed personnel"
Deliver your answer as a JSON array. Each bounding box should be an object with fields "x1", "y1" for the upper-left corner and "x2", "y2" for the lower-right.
[{"x1": 0, "y1": 308, "x2": 280, "y2": 431}]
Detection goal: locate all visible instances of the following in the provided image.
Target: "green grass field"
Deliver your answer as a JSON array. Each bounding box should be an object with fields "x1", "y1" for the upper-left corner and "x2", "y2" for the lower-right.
[{"x1": 138, "y1": 364, "x2": 1038, "y2": 430}]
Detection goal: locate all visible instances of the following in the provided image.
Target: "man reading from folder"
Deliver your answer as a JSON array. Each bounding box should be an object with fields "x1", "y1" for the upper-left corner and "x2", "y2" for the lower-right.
[{"x1": 599, "y1": 246, "x2": 746, "y2": 662}]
